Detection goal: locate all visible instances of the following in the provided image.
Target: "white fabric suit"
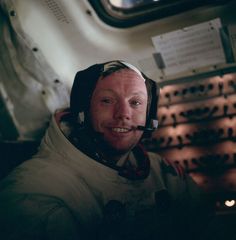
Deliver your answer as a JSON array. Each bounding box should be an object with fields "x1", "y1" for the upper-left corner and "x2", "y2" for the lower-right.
[{"x1": 0, "y1": 111, "x2": 209, "y2": 240}]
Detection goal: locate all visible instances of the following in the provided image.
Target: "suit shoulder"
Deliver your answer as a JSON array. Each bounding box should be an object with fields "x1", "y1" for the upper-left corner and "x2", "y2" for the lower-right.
[{"x1": 147, "y1": 152, "x2": 185, "y2": 179}]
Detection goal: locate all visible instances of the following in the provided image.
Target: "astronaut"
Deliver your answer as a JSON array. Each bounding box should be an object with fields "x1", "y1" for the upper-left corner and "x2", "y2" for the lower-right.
[{"x1": 0, "y1": 60, "x2": 209, "y2": 240}]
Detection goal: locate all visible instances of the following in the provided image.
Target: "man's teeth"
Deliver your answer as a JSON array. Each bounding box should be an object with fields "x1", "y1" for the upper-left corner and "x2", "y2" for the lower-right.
[{"x1": 112, "y1": 127, "x2": 129, "y2": 133}]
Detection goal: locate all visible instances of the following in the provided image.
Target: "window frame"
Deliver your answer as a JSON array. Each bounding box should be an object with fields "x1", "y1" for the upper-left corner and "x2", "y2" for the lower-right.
[{"x1": 88, "y1": 0, "x2": 232, "y2": 28}]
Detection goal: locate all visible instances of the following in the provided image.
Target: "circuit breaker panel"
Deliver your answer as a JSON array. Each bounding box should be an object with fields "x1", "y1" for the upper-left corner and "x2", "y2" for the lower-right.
[
  {"x1": 143, "y1": 71, "x2": 236, "y2": 214},
  {"x1": 148, "y1": 73, "x2": 236, "y2": 185},
  {"x1": 143, "y1": 19, "x2": 236, "y2": 215}
]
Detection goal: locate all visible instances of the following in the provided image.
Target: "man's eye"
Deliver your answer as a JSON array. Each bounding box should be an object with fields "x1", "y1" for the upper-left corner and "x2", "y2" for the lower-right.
[
  {"x1": 130, "y1": 100, "x2": 141, "y2": 107},
  {"x1": 101, "y1": 98, "x2": 113, "y2": 104}
]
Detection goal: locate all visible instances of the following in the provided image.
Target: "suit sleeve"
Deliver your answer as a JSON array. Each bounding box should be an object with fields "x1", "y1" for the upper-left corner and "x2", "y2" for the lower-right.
[{"x1": 0, "y1": 193, "x2": 81, "y2": 240}]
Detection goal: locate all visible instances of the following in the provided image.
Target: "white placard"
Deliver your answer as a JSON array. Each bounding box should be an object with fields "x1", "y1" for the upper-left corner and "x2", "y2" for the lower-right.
[{"x1": 152, "y1": 18, "x2": 226, "y2": 76}]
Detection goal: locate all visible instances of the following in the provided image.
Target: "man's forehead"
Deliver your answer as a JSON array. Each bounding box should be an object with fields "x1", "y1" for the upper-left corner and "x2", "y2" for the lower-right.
[
  {"x1": 95, "y1": 71, "x2": 147, "y2": 88},
  {"x1": 95, "y1": 70, "x2": 147, "y2": 91},
  {"x1": 95, "y1": 88, "x2": 147, "y2": 97}
]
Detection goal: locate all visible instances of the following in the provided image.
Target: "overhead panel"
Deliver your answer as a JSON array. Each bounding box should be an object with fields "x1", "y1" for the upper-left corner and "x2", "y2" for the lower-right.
[{"x1": 151, "y1": 18, "x2": 236, "y2": 85}]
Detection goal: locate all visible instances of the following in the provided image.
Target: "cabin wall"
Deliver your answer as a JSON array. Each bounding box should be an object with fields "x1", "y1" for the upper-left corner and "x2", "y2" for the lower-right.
[
  {"x1": 1, "y1": 0, "x2": 236, "y2": 216},
  {"x1": 2, "y1": 0, "x2": 236, "y2": 86}
]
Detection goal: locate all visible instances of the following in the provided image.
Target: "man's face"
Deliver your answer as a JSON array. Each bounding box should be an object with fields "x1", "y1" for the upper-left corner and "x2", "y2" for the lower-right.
[{"x1": 90, "y1": 69, "x2": 148, "y2": 154}]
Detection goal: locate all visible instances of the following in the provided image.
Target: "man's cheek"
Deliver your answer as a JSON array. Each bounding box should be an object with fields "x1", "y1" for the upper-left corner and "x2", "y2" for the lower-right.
[{"x1": 136, "y1": 115, "x2": 146, "y2": 125}]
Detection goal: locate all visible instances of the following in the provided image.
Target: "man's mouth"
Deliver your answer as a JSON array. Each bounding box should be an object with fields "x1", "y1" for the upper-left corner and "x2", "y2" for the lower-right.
[{"x1": 111, "y1": 127, "x2": 130, "y2": 133}]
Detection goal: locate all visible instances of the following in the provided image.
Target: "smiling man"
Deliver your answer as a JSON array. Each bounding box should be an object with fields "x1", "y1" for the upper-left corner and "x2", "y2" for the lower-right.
[
  {"x1": 0, "y1": 61, "x2": 211, "y2": 240},
  {"x1": 89, "y1": 66, "x2": 147, "y2": 159}
]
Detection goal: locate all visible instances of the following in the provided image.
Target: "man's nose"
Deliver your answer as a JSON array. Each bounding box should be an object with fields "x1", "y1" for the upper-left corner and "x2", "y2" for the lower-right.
[{"x1": 114, "y1": 101, "x2": 131, "y2": 120}]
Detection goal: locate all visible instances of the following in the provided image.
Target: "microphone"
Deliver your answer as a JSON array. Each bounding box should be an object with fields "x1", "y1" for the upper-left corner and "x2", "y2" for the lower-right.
[
  {"x1": 137, "y1": 125, "x2": 156, "y2": 131},
  {"x1": 136, "y1": 119, "x2": 158, "y2": 132}
]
